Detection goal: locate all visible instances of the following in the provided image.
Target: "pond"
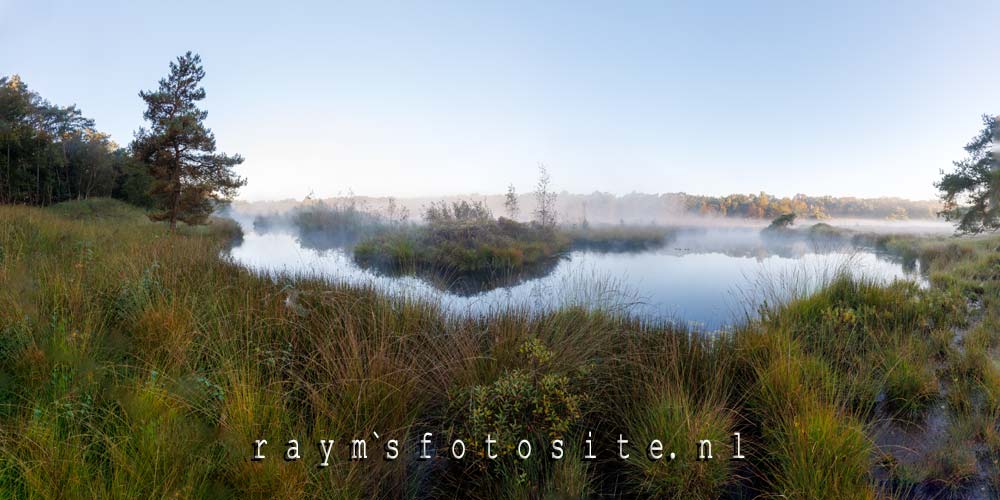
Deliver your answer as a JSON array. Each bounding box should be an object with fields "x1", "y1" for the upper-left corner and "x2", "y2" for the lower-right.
[{"x1": 226, "y1": 224, "x2": 926, "y2": 331}]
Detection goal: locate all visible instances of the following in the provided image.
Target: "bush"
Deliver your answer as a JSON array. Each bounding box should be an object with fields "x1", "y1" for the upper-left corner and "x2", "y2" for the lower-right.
[{"x1": 452, "y1": 338, "x2": 585, "y2": 457}]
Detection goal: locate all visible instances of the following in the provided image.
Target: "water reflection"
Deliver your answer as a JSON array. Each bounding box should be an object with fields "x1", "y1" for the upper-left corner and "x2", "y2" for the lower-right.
[{"x1": 226, "y1": 225, "x2": 924, "y2": 331}]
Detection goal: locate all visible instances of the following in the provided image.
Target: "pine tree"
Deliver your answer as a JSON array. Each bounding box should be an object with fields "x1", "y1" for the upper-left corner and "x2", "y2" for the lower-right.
[
  {"x1": 504, "y1": 183, "x2": 519, "y2": 219},
  {"x1": 133, "y1": 52, "x2": 245, "y2": 229},
  {"x1": 937, "y1": 114, "x2": 999, "y2": 233}
]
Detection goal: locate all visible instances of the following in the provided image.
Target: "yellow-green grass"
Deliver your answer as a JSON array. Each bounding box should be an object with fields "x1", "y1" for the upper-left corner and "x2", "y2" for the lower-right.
[{"x1": 0, "y1": 199, "x2": 995, "y2": 498}]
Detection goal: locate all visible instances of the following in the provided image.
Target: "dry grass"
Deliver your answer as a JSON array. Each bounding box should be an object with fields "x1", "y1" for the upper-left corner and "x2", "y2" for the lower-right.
[{"x1": 0, "y1": 200, "x2": 995, "y2": 498}]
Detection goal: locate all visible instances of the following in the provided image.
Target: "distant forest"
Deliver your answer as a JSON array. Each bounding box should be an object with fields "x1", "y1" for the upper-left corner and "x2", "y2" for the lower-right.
[
  {"x1": 235, "y1": 192, "x2": 941, "y2": 226},
  {"x1": 674, "y1": 192, "x2": 939, "y2": 220}
]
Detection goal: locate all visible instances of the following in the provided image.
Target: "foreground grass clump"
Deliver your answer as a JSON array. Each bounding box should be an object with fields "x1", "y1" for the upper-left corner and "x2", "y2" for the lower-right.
[
  {"x1": 623, "y1": 387, "x2": 734, "y2": 497},
  {"x1": 0, "y1": 199, "x2": 995, "y2": 498},
  {"x1": 882, "y1": 347, "x2": 939, "y2": 418}
]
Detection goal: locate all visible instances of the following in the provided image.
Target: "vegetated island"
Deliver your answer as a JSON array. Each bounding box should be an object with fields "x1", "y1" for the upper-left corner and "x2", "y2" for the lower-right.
[{"x1": 252, "y1": 190, "x2": 676, "y2": 294}]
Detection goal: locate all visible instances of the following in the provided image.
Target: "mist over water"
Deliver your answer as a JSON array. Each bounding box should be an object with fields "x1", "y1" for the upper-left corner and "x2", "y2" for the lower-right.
[{"x1": 225, "y1": 219, "x2": 928, "y2": 331}]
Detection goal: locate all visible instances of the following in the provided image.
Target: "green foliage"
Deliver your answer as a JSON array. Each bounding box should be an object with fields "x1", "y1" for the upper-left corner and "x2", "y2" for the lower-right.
[
  {"x1": 0, "y1": 74, "x2": 146, "y2": 206},
  {"x1": 132, "y1": 52, "x2": 245, "y2": 229},
  {"x1": 807, "y1": 222, "x2": 846, "y2": 238},
  {"x1": 503, "y1": 184, "x2": 519, "y2": 219},
  {"x1": 353, "y1": 202, "x2": 678, "y2": 288},
  {"x1": 458, "y1": 338, "x2": 584, "y2": 454},
  {"x1": 533, "y1": 164, "x2": 557, "y2": 228},
  {"x1": 113, "y1": 150, "x2": 155, "y2": 208},
  {"x1": 921, "y1": 435, "x2": 979, "y2": 498},
  {"x1": 937, "y1": 114, "x2": 999, "y2": 233},
  {"x1": 252, "y1": 197, "x2": 408, "y2": 250},
  {"x1": 765, "y1": 212, "x2": 797, "y2": 231}
]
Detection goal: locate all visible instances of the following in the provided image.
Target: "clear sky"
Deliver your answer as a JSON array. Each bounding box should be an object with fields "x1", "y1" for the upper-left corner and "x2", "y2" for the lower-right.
[{"x1": 2, "y1": 0, "x2": 997, "y2": 201}]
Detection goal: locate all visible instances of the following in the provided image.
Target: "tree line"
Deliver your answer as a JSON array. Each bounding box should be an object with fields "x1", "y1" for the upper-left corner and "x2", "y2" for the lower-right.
[
  {"x1": 0, "y1": 75, "x2": 152, "y2": 207},
  {"x1": 1, "y1": 52, "x2": 244, "y2": 228},
  {"x1": 678, "y1": 192, "x2": 938, "y2": 220},
  {"x1": 3, "y1": 54, "x2": 994, "y2": 233}
]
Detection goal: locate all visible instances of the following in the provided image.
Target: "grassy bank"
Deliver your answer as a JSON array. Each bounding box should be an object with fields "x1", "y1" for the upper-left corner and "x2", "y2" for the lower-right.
[{"x1": 0, "y1": 200, "x2": 996, "y2": 498}]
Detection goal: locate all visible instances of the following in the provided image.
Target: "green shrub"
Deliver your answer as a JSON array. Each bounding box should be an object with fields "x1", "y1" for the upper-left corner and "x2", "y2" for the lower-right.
[{"x1": 456, "y1": 338, "x2": 584, "y2": 456}]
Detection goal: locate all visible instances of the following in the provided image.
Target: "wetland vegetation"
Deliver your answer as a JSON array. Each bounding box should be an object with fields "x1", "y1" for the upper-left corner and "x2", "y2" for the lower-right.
[{"x1": 1, "y1": 198, "x2": 998, "y2": 499}]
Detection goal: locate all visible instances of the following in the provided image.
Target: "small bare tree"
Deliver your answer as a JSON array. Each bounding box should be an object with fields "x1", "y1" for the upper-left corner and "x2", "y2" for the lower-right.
[
  {"x1": 504, "y1": 184, "x2": 519, "y2": 220},
  {"x1": 533, "y1": 163, "x2": 557, "y2": 228}
]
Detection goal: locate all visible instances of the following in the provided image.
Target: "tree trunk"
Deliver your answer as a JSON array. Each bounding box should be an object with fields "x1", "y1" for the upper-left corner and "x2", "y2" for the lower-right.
[
  {"x1": 170, "y1": 144, "x2": 181, "y2": 231},
  {"x1": 3, "y1": 142, "x2": 9, "y2": 204}
]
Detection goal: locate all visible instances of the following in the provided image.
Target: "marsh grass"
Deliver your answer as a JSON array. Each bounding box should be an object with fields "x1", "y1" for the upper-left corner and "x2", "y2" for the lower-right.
[
  {"x1": 563, "y1": 224, "x2": 674, "y2": 252},
  {"x1": 0, "y1": 200, "x2": 996, "y2": 498},
  {"x1": 355, "y1": 218, "x2": 566, "y2": 271}
]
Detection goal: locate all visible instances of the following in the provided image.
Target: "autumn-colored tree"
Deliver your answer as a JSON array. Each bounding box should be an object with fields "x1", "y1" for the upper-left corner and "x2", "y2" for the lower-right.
[{"x1": 133, "y1": 52, "x2": 245, "y2": 229}]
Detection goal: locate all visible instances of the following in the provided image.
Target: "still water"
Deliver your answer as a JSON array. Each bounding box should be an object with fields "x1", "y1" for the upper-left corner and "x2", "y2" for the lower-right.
[{"x1": 226, "y1": 226, "x2": 924, "y2": 331}]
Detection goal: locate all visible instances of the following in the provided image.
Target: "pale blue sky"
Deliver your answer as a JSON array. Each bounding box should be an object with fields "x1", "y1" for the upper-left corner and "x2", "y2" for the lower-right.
[{"x1": 2, "y1": 0, "x2": 997, "y2": 200}]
